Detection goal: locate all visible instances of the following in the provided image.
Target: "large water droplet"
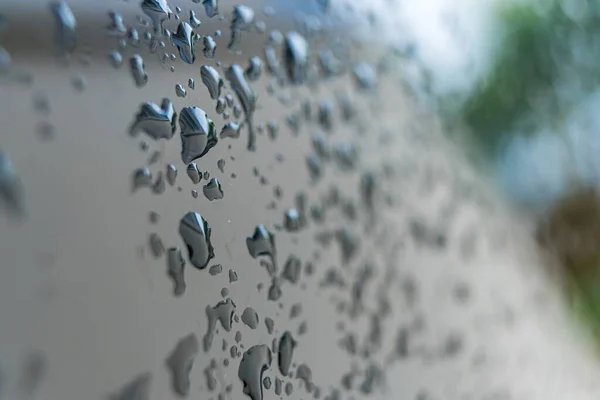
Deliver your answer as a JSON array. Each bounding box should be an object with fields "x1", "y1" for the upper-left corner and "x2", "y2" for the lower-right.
[
  {"x1": 140, "y1": 0, "x2": 172, "y2": 34},
  {"x1": 203, "y1": 178, "x2": 224, "y2": 201},
  {"x1": 284, "y1": 32, "x2": 309, "y2": 84},
  {"x1": 166, "y1": 333, "x2": 199, "y2": 397},
  {"x1": 166, "y1": 247, "x2": 186, "y2": 296},
  {"x1": 172, "y1": 22, "x2": 195, "y2": 64},
  {"x1": 200, "y1": 65, "x2": 223, "y2": 99},
  {"x1": 130, "y1": 98, "x2": 176, "y2": 140},
  {"x1": 179, "y1": 107, "x2": 218, "y2": 163},
  {"x1": 178, "y1": 211, "x2": 214, "y2": 269},
  {"x1": 238, "y1": 345, "x2": 272, "y2": 400},
  {"x1": 50, "y1": 1, "x2": 76, "y2": 55},
  {"x1": 166, "y1": 163, "x2": 178, "y2": 185},
  {"x1": 277, "y1": 331, "x2": 296, "y2": 376},
  {"x1": 204, "y1": 298, "x2": 236, "y2": 351},
  {"x1": 109, "y1": 372, "x2": 152, "y2": 400},
  {"x1": 241, "y1": 307, "x2": 259, "y2": 329}
]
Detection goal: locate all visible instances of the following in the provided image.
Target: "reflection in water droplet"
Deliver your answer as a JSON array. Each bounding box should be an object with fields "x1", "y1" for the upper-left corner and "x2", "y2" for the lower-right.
[
  {"x1": 278, "y1": 331, "x2": 296, "y2": 376},
  {"x1": 200, "y1": 65, "x2": 223, "y2": 100},
  {"x1": 204, "y1": 298, "x2": 236, "y2": 351},
  {"x1": 241, "y1": 307, "x2": 259, "y2": 329},
  {"x1": 130, "y1": 98, "x2": 177, "y2": 140},
  {"x1": 238, "y1": 344, "x2": 272, "y2": 400},
  {"x1": 109, "y1": 372, "x2": 152, "y2": 400},
  {"x1": 178, "y1": 211, "x2": 214, "y2": 269},
  {"x1": 172, "y1": 22, "x2": 195, "y2": 64},
  {"x1": 203, "y1": 178, "x2": 224, "y2": 201},
  {"x1": 167, "y1": 247, "x2": 186, "y2": 297},
  {"x1": 203, "y1": 0, "x2": 219, "y2": 18},
  {"x1": 186, "y1": 162, "x2": 201, "y2": 184},
  {"x1": 166, "y1": 334, "x2": 199, "y2": 397},
  {"x1": 203, "y1": 36, "x2": 217, "y2": 58},
  {"x1": 179, "y1": 107, "x2": 218, "y2": 163},
  {"x1": 284, "y1": 32, "x2": 309, "y2": 84},
  {"x1": 50, "y1": 1, "x2": 77, "y2": 55}
]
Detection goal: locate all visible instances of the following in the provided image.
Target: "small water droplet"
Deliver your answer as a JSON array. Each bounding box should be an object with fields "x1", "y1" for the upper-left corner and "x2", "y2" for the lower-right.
[
  {"x1": 285, "y1": 382, "x2": 293, "y2": 395},
  {"x1": 166, "y1": 333, "x2": 199, "y2": 397},
  {"x1": 188, "y1": 78, "x2": 195, "y2": 89},
  {"x1": 166, "y1": 247, "x2": 186, "y2": 296},
  {"x1": 50, "y1": 1, "x2": 77, "y2": 55},
  {"x1": 289, "y1": 303, "x2": 302, "y2": 319},
  {"x1": 172, "y1": 22, "x2": 195, "y2": 64},
  {"x1": 229, "y1": 269, "x2": 238, "y2": 283},
  {"x1": 241, "y1": 307, "x2": 259, "y2": 329},
  {"x1": 203, "y1": 0, "x2": 219, "y2": 18},
  {"x1": 178, "y1": 211, "x2": 214, "y2": 269},
  {"x1": 149, "y1": 233, "x2": 165, "y2": 257},
  {"x1": 282, "y1": 254, "x2": 301, "y2": 284},
  {"x1": 203, "y1": 178, "x2": 224, "y2": 201},
  {"x1": 305, "y1": 153, "x2": 323, "y2": 181},
  {"x1": 246, "y1": 225, "x2": 276, "y2": 265},
  {"x1": 186, "y1": 162, "x2": 201, "y2": 184},
  {"x1": 209, "y1": 263, "x2": 223, "y2": 276},
  {"x1": 264, "y1": 317, "x2": 274, "y2": 334},
  {"x1": 204, "y1": 298, "x2": 236, "y2": 351},
  {"x1": 262, "y1": 376, "x2": 271, "y2": 390},
  {"x1": 333, "y1": 142, "x2": 358, "y2": 170},
  {"x1": 284, "y1": 32, "x2": 309, "y2": 84},
  {"x1": 220, "y1": 121, "x2": 241, "y2": 139},
  {"x1": 109, "y1": 372, "x2": 152, "y2": 400},
  {"x1": 264, "y1": 46, "x2": 280, "y2": 76},
  {"x1": 189, "y1": 10, "x2": 201, "y2": 28},
  {"x1": 246, "y1": 56, "x2": 262, "y2": 81},
  {"x1": 191, "y1": 189, "x2": 199, "y2": 198},
  {"x1": 108, "y1": 51, "x2": 123, "y2": 68},
  {"x1": 151, "y1": 171, "x2": 166, "y2": 194},
  {"x1": 166, "y1": 163, "x2": 178, "y2": 185},
  {"x1": 175, "y1": 83, "x2": 187, "y2": 98},
  {"x1": 274, "y1": 378, "x2": 282, "y2": 395},
  {"x1": 132, "y1": 167, "x2": 153, "y2": 191},
  {"x1": 200, "y1": 65, "x2": 224, "y2": 100},
  {"x1": 203, "y1": 35, "x2": 217, "y2": 58},
  {"x1": 352, "y1": 62, "x2": 377, "y2": 90},
  {"x1": 179, "y1": 107, "x2": 218, "y2": 163},
  {"x1": 203, "y1": 171, "x2": 210, "y2": 180},
  {"x1": 128, "y1": 28, "x2": 140, "y2": 46},
  {"x1": 235, "y1": 331, "x2": 243, "y2": 343},
  {"x1": 238, "y1": 344, "x2": 272, "y2": 400},
  {"x1": 71, "y1": 73, "x2": 86, "y2": 91},
  {"x1": 130, "y1": 98, "x2": 176, "y2": 140}
]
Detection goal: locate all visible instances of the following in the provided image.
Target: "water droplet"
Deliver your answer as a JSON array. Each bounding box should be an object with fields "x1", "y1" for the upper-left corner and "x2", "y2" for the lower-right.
[
  {"x1": 305, "y1": 153, "x2": 323, "y2": 181},
  {"x1": 266, "y1": 121, "x2": 278, "y2": 140},
  {"x1": 166, "y1": 247, "x2": 186, "y2": 296},
  {"x1": 188, "y1": 78, "x2": 195, "y2": 89},
  {"x1": 149, "y1": 233, "x2": 165, "y2": 257},
  {"x1": 215, "y1": 98, "x2": 226, "y2": 114},
  {"x1": 175, "y1": 83, "x2": 187, "y2": 98},
  {"x1": 203, "y1": 178, "x2": 224, "y2": 201},
  {"x1": 359, "y1": 364, "x2": 383, "y2": 394},
  {"x1": 264, "y1": 317, "x2": 274, "y2": 334},
  {"x1": 283, "y1": 208, "x2": 305, "y2": 232},
  {"x1": 274, "y1": 378, "x2": 282, "y2": 395},
  {"x1": 203, "y1": 35, "x2": 217, "y2": 58},
  {"x1": 172, "y1": 22, "x2": 195, "y2": 64},
  {"x1": 235, "y1": 331, "x2": 243, "y2": 343},
  {"x1": 151, "y1": 171, "x2": 166, "y2": 194},
  {"x1": 238, "y1": 344, "x2": 272, "y2": 400},
  {"x1": 264, "y1": 46, "x2": 280, "y2": 75},
  {"x1": 333, "y1": 142, "x2": 358, "y2": 170},
  {"x1": 225, "y1": 64, "x2": 257, "y2": 150},
  {"x1": 318, "y1": 100, "x2": 333, "y2": 131},
  {"x1": 132, "y1": 167, "x2": 152, "y2": 191},
  {"x1": 191, "y1": 189, "x2": 198, "y2": 198},
  {"x1": 203, "y1": 171, "x2": 210, "y2": 180},
  {"x1": 109, "y1": 373, "x2": 151, "y2": 400},
  {"x1": 246, "y1": 56, "x2": 262, "y2": 81},
  {"x1": 284, "y1": 32, "x2": 309, "y2": 84},
  {"x1": 179, "y1": 211, "x2": 214, "y2": 269},
  {"x1": 140, "y1": 0, "x2": 172, "y2": 34},
  {"x1": 209, "y1": 263, "x2": 222, "y2": 276},
  {"x1": 50, "y1": 1, "x2": 77, "y2": 55},
  {"x1": 130, "y1": 98, "x2": 176, "y2": 140},
  {"x1": 200, "y1": 65, "x2": 223, "y2": 100},
  {"x1": 128, "y1": 28, "x2": 140, "y2": 46},
  {"x1": 318, "y1": 49, "x2": 342, "y2": 77},
  {"x1": 108, "y1": 51, "x2": 123, "y2": 68},
  {"x1": 352, "y1": 62, "x2": 377, "y2": 90},
  {"x1": 179, "y1": 106, "x2": 218, "y2": 163},
  {"x1": 285, "y1": 382, "x2": 293, "y2": 395},
  {"x1": 228, "y1": 5, "x2": 255, "y2": 49},
  {"x1": 203, "y1": 0, "x2": 219, "y2": 18},
  {"x1": 289, "y1": 303, "x2": 302, "y2": 319},
  {"x1": 220, "y1": 122, "x2": 241, "y2": 139},
  {"x1": 233, "y1": 104, "x2": 242, "y2": 119},
  {"x1": 282, "y1": 254, "x2": 301, "y2": 284},
  {"x1": 149, "y1": 211, "x2": 160, "y2": 223},
  {"x1": 246, "y1": 225, "x2": 276, "y2": 265},
  {"x1": 189, "y1": 10, "x2": 201, "y2": 28},
  {"x1": 107, "y1": 11, "x2": 127, "y2": 35},
  {"x1": 204, "y1": 298, "x2": 236, "y2": 351},
  {"x1": 186, "y1": 162, "x2": 201, "y2": 184},
  {"x1": 166, "y1": 333, "x2": 199, "y2": 397},
  {"x1": 262, "y1": 377, "x2": 271, "y2": 390},
  {"x1": 0, "y1": 46, "x2": 11, "y2": 72},
  {"x1": 229, "y1": 269, "x2": 238, "y2": 283},
  {"x1": 241, "y1": 307, "x2": 259, "y2": 329},
  {"x1": 165, "y1": 163, "x2": 177, "y2": 186},
  {"x1": 71, "y1": 74, "x2": 86, "y2": 91},
  {"x1": 277, "y1": 331, "x2": 296, "y2": 376},
  {"x1": 335, "y1": 229, "x2": 359, "y2": 264},
  {"x1": 221, "y1": 287, "x2": 229, "y2": 297}
]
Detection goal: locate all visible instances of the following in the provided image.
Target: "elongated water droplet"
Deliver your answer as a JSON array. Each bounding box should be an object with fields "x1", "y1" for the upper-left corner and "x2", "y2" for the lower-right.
[
  {"x1": 166, "y1": 163, "x2": 177, "y2": 185},
  {"x1": 179, "y1": 107, "x2": 218, "y2": 163},
  {"x1": 130, "y1": 98, "x2": 176, "y2": 140},
  {"x1": 238, "y1": 345, "x2": 272, "y2": 400},
  {"x1": 167, "y1": 247, "x2": 186, "y2": 296},
  {"x1": 189, "y1": 10, "x2": 201, "y2": 28},
  {"x1": 203, "y1": 178, "x2": 223, "y2": 201},
  {"x1": 284, "y1": 32, "x2": 309, "y2": 84},
  {"x1": 200, "y1": 65, "x2": 223, "y2": 99},
  {"x1": 50, "y1": 1, "x2": 77, "y2": 55},
  {"x1": 306, "y1": 153, "x2": 323, "y2": 181},
  {"x1": 228, "y1": 5, "x2": 254, "y2": 49},
  {"x1": 225, "y1": 64, "x2": 256, "y2": 117},
  {"x1": 229, "y1": 269, "x2": 238, "y2": 283},
  {"x1": 186, "y1": 162, "x2": 201, "y2": 184},
  {"x1": 188, "y1": 78, "x2": 195, "y2": 89},
  {"x1": 274, "y1": 378, "x2": 282, "y2": 395},
  {"x1": 246, "y1": 56, "x2": 262, "y2": 81},
  {"x1": 241, "y1": 307, "x2": 259, "y2": 329},
  {"x1": 178, "y1": 211, "x2": 214, "y2": 269},
  {"x1": 264, "y1": 46, "x2": 280, "y2": 75},
  {"x1": 166, "y1": 334, "x2": 199, "y2": 397},
  {"x1": 203, "y1": 35, "x2": 216, "y2": 58},
  {"x1": 278, "y1": 331, "x2": 296, "y2": 376},
  {"x1": 264, "y1": 317, "x2": 274, "y2": 334},
  {"x1": 149, "y1": 233, "x2": 165, "y2": 257},
  {"x1": 128, "y1": 28, "x2": 140, "y2": 46},
  {"x1": 204, "y1": 298, "x2": 236, "y2": 351},
  {"x1": 141, "y1": 0, "x2": 172, "y2": 34},
  {"x1": 109, "y1": 372, "x2": 152, "y2": 400},
  {"x1": 217, "y1": 159, "x2": 225, "y2": 173},
  {"x1": 172, "y1": 22, "x2": 195, "y2": 64},
  {"x1": 203, "y1": 0, "x2": 219, "y2": 18}
]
